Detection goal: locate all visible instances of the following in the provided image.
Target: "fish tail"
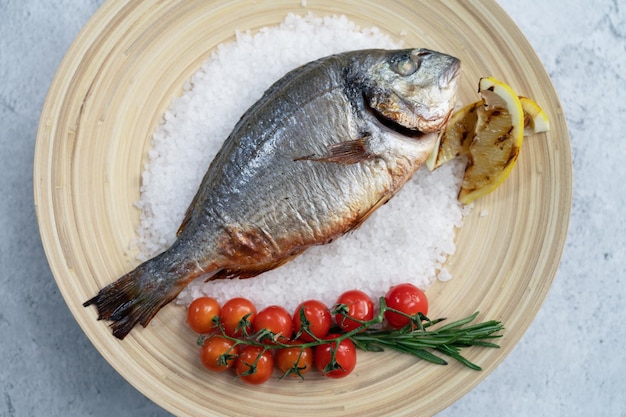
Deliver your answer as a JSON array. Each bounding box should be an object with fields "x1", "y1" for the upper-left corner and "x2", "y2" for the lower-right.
[{"x1": 83, "y1": 251, "x2": 201, "y2": 339}]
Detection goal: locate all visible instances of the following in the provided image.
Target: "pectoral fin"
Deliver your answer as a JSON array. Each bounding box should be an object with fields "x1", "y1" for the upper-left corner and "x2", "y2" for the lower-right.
[{"x1": 295, "y1": 138, "x2": 373, "y2": 165}]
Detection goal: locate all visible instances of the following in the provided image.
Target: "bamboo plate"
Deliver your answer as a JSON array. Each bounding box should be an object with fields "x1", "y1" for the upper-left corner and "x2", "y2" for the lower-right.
[{"x1": 34, "y1": 0, "x2": 571, "y2": 415}]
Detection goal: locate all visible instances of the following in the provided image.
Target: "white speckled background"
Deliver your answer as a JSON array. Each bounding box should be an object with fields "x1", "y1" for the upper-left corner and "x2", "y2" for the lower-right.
[{"x1": 1, "y1": 1, "x2": 624, "y2": 416}]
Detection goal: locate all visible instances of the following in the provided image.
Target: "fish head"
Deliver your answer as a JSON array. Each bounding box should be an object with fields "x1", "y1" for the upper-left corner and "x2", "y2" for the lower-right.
[{"x1": 365, "y1": 48, "x2": 461, "y2": 133}]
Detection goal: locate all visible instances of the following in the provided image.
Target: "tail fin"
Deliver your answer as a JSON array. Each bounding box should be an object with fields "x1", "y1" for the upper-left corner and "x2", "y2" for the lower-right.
[{"x1": 83, "y1": 253, "x2": 199, "y2": 339}]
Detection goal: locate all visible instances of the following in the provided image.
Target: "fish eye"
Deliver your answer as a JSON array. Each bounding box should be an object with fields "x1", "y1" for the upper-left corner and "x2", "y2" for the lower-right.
[
  {"x1": 392, "y1": 55, "x2": 419, "y2": 76},
  {"x1": 397, "y1": 59, "x2": 418, "y2": 76}
]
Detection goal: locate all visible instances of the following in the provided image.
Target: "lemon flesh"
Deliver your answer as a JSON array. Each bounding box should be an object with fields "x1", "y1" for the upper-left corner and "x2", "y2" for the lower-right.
[
  {"x1": 520, "y1": 96, "x2": 550, "y2": 136},
  {"x1": 458, "y1": 77, "x2": 524, "y2": 205},
  {"x1": 427, "y1": 100, "x2": 482, "y2": 171}
]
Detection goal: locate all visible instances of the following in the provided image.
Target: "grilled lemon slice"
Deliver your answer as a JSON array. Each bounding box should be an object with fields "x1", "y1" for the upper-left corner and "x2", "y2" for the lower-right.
[
  {"x1": 457, "y1": 77, "x2": 524, "y2": 204},
  {"x1": 426, "y1": 100, "x2": 481, "y2": 171},
  {"x1": 428, "y1": 77, "x2": 550, "y2": 204}
]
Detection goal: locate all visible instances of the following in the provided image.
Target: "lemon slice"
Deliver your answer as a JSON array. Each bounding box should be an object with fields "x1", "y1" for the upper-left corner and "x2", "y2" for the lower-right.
[
  {"x1": 458, "y1": 77, "x2": 524, "y2": 204},
  {"x1": 427, "y1": 77, "x2": 548, "y2": 204},
  {"x1": 520, "y1": 96, "x2": 550, "y2": 135},
  {"x1": 427, "y1": 96, "x2": 548, "y2": 171},
  {"x1": 426, "y1": 100, "x2": 482, "y2": 171}
]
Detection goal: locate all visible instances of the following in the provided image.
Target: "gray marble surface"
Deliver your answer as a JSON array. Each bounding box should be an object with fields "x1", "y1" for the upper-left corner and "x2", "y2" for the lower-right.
[{"x1": 1, "y1": 1, "x2": 624, "y2": 416}]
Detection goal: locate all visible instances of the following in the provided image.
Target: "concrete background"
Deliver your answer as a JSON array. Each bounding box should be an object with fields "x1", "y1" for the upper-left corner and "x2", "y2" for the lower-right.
[{"x1": 1, "y1": 0, "x2": 624, "y2": 416}]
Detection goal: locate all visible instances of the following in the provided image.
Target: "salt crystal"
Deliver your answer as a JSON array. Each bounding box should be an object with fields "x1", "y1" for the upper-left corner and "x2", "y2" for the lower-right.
[{"x1": 437, "y1": 268, "x2": 453, "y2": 282}]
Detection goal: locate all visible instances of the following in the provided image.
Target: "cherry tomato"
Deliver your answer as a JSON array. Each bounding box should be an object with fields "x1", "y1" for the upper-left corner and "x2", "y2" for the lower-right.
[
  {"x1": 220, "y1": 297, "x2": 257, "y2": 337},
  {"x1": 275, "y1": 342, "x2": 314, "y2": 378},
  {"x1": 292, "y1": 300, "x2": 332, "y2": 342},
  {"x1": 334, "y1": 290, "x2": 374, "y2": 332},
  {"x1": 384, "y1": 283, "x2": 429, "y2": 329},
  {"x1": 187, "y1": 297, "x2": 221, "y2": 334},
  {"x1": 199, "y1": 335, "x2": 239, "y2": 372},
  {"x1": 314, "y1": 334, "x2": 357, "y2": 378},
  {"x1": 252, "y1": 305, "x2": 293, "y2": 343},
  {"x1": 235, "y1": 346, "x2": 274, "y2": 385}
]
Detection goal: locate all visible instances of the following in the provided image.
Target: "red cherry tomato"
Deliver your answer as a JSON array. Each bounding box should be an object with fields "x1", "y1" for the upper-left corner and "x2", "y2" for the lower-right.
[
  {"x1": 199, "y1": 335, "x2": 239, "y2": 372},
  {"x1": 220, "y1": 297, "x2": 257, "y2": 337},
  {"x1": 275, "y1": 342, "x2": 314, "y2": 378},
  {"x1": 292, "y1": 300, "x2": 332, "y2": 342},
  {"x1": 235, "y1": 346, "x2": 274, "y2": 385},
  {"x1": 314, "y1": 334, "x2": 357, "y2": 378},
  {"x1": 334, "y1": 290, "x2": 374, "y2": 332},
  {"x1": 187, "y1": 297, "x2": 221, "y2": 334},
  {"x1": 252, "y1": 305, "x2": 293, "y2": 343},
  {"x1": 384, "y1": 283, "x2": 429, "y2": 329}
]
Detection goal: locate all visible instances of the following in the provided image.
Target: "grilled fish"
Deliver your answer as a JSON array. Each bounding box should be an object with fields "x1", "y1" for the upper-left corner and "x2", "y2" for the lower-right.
[{"x1": 84, "y1": 48, "x2": 461, "y2": 339}]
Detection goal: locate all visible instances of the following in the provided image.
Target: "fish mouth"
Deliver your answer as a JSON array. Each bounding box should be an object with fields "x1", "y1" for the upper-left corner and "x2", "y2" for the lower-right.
[{"x1": 439, "y1": 58, "x2": 461, "y2": 89}]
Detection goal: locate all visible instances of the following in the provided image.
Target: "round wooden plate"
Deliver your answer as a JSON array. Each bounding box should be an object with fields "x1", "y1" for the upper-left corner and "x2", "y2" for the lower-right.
[{"x1": 34, "y1": 1, "x2": 571, "y2": 415}]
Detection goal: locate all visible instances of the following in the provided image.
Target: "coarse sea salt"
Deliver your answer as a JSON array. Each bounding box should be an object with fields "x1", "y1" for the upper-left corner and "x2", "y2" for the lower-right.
[{"x1": 133, "y1": 13, "x2": 471, "y2": 314}]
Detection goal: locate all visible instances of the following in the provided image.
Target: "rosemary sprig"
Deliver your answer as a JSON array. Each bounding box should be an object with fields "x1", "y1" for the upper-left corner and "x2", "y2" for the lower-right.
[{"x1": 350, "y1": 311, "x2": 504, "y2": 370}]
